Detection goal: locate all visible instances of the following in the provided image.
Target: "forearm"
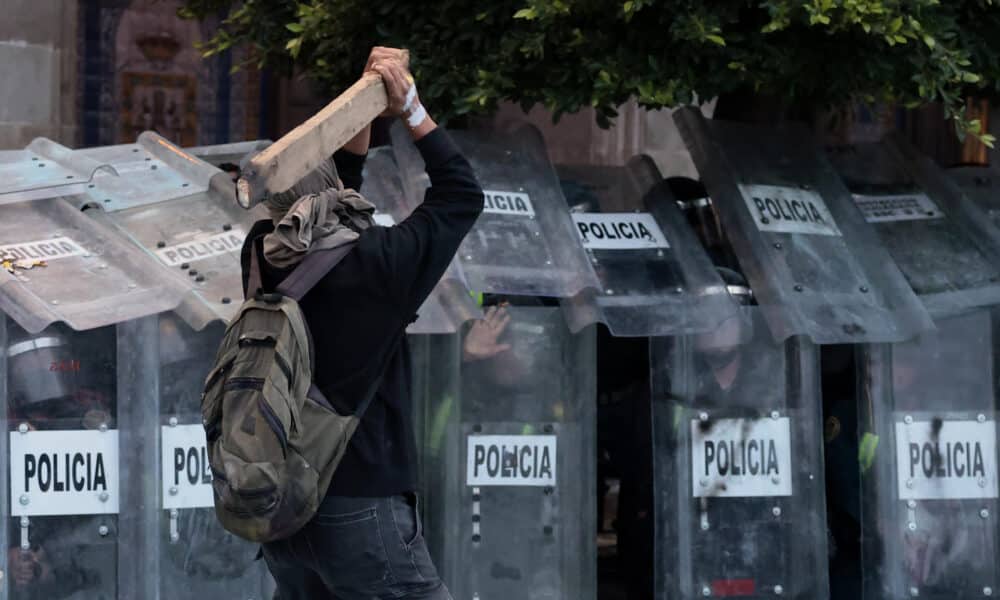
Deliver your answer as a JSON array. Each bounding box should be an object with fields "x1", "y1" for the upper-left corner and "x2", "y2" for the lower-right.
[{"x1": 341, "y1": 123, "x2": 371, "y2": 156}]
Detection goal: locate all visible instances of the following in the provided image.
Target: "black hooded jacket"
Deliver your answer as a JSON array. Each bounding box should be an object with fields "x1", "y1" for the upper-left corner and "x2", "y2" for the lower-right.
[{"x1": 240, "y1": 128, "x2": 483, "y2": 496}]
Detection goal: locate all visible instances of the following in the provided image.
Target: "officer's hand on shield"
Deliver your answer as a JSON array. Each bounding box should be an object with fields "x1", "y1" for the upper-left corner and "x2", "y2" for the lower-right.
[
  {"x1": 463, "y1": 305, "x2": 512, "y2": 362},
  {"x1": 8, "y1": 545, "x2": 51, "y2": 586}
]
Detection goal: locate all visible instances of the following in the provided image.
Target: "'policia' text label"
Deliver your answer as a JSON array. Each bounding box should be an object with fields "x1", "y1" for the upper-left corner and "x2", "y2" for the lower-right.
[
  {"x1": 691, "y1": 416, "x2": 794, "y2": 498},
  {"x1": 738, "y1": 184, "x2": 842, "y2": 237},
  {"x1": 895, "y1": 419, "x2": 998, "y2": 500},
  {"x1": 467, "y1": 434, "x2": 556, "y2": 487}
]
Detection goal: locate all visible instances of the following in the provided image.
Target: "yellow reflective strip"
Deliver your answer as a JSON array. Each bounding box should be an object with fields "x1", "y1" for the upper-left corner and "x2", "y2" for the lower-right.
[{"x1": 859, "y1": 432, "x2": 879, "y2": 473}]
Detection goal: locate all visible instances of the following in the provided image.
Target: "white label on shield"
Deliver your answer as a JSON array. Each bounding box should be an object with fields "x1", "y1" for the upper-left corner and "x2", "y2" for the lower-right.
[
  {"x1": 852, "y1": 193, "x2": 944, "y2": 223},
  {"x1": 161, "y1": 424, "x2": 214, "y2": 509},
  {"x1": 571, "y1": 213, "x2": 670, "y2": 250},
  {"x1": 10, "y1": 429, "x2": 120, "y2": 516},
  {"x1": 896, "y1": 419, "x2": 998, "y2": 500},
  {"x1": 373, "y1": 213, "x2": 396, "y2": 227},
  {"x1": 155, "y1": 229, "x2": 246, "y2": 267},
  {"x1": 738, "y1": 184, "x2": 841, "y2": 236},
  {"x1": 467, "y1": 435, "x2": 556, "y2": 486},
  {"x1": 0, "y1": 236, "x2": 88, "y2": 262},
  {"x1": 691, "y1": 417, "x2": 793, "y2": 498},
  {"x1": 482, "y1": 190, "x2": 535, "y2": 217}
]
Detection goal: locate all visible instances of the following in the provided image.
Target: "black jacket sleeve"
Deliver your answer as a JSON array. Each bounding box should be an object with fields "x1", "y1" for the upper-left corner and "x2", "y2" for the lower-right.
[
  {"x1": 334, "y1": 149, "x2": 366, "y2": 191},
  {"x1": 366, "y1": 128, "x2": 484, "y2": 315}
]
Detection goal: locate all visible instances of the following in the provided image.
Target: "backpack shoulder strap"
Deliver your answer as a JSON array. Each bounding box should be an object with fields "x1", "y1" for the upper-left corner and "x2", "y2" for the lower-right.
[{"x1": 274, "y1": 242, "x2": 358, "y2": 301}]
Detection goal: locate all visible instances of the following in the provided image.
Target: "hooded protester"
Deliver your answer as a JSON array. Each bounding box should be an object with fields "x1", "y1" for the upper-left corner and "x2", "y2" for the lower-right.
[{"x1": 239, "y1": 48, "x2": 483, "y2": 600}]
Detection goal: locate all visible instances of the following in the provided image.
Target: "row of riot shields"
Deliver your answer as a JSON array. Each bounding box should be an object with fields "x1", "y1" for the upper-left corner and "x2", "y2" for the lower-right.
[
  {"x1": 0, "y1": 109, "x2": 999, "y2": 600},
  {"x1": 0, "y1": 136, "x2": 272, "y2": 599}
]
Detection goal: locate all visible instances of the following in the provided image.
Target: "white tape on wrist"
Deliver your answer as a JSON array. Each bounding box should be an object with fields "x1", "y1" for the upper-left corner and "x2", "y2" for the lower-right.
[
  {"x1": 406, "y1": 104, "x2": 427, "y2": 128},
  {"x1": 403, "y1": 86, "x2": 418, "y2": 113}
]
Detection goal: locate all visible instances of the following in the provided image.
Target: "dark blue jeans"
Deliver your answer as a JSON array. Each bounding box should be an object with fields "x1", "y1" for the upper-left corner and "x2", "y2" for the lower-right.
[{"x1": 262, "y1": 494, "x2": 452, "y2": 600}]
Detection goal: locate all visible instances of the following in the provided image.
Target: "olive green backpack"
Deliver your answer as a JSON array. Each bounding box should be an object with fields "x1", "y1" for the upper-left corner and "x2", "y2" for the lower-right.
[{"x1": 201, "y1": 239, "x2": 377, "y2": 543}]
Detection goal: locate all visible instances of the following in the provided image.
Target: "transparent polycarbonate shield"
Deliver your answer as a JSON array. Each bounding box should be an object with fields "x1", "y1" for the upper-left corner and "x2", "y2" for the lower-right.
[
  {"x1": 362, "y1": 145, "x2": 477, "y2": 334},
  {"x1": 77, "y1": 132, "x2": 218, "y2": 213},
  {"x1": 652, "y1": 308, "x2": 828, "y2": 599},
  {"x1": 415, "y1": 307, "x2": 596, "y2": 600},
  {"x1": 673, "y1": 108, "x2": 932, "y2": 344},
  {"x1": 2, "y1": 321, "x2": 119, "y2": 600},
  {"x1": 828, "y1": 140, "x2": 1000, "y2": 317},
  {"x1": 0, "y1": 139, "x2": 116, "y2": 204},
  {"x1": 949, "y1": 166, "x2": 1000, "y2": 230},
  {"x1": 449, "y1": 127, "x2": 601, "y2": 298},
  {"x1": 0, "y1": 197, "x2": 182, "y2": 333},
  {"x1": 98, "y1": 187, "x2": 255, "y2": 328},
  {"x1": 858, "y1": 310, "x2": 1000, "y2": 600},
  {"x1": 154, "y1": 315, "x2": 266, "y2": 599},
  {"x1": 557, "y1": 158, "x2": 738, "y2": 336}
]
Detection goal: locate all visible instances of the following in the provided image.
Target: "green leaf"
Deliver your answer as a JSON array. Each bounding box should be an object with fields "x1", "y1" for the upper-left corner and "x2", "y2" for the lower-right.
[
  {"x1": 923, "y1": 35, "x2": 936, "y2": 49},
  {"x1": 285, "y1": 23, "x2": 303, "y2": 33},
  {"x1": 962, "y1": 72, "x2": 982, "y2": 83},
  {"x1": 705, "y1": 34, "x2": 726, "y2": 47},
  {"x1": 513, "y1": 8, "x2": 536, "y2": 20}
]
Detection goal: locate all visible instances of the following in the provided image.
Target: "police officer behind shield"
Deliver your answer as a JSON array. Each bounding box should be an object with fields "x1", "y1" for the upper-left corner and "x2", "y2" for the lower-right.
[
  {"x1": 5, "y1": 325, "x2": 117, "y2": 600},
  {"x1": 240, "y1": 47, "x2": 483, "y2": 599}
]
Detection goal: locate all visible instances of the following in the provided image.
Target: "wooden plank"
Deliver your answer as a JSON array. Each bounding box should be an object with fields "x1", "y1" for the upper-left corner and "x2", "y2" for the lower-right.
[{"x1": 247, "y1": 73, "x2": 389, "y2": 195}]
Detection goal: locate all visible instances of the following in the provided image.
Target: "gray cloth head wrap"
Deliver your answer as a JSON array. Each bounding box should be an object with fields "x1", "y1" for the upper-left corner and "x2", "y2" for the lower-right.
[{"x1": 261, "y1": 158, "x2": 376, "y2": 269}]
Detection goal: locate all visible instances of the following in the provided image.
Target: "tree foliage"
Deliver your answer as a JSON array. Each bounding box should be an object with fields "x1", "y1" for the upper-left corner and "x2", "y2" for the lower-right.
[{"x1": 180, "y1": 0, "x2": 1000, "y2": 140}]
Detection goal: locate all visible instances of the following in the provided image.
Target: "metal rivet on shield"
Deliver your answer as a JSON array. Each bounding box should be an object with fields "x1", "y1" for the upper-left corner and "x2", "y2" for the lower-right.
[
  {"x1": 128, "y1": 283, "x2": 136, "y2": 290},
  {"x1": 657, "y1": 250, "x2": 665, "y2": 258},
  {"x1": 985, "y1": 587, "x2": 993, "y2": 596},
  {"x1": 19, "y1": 495, "x2": 28, "y2": 506},
  {"x1": 771, "y1": 476, "x2": 781, "y2": 485},
  {"x1": 702, "y1": 586, "x2": 711, "y2": 597},
  {"x1": 606, "y1": 289, "x2": 615, "y2": 295},
  {"x1": 904, "y1": 415, "x2": 913, "y2": 425},
  {"x1": 196, "y1": 275, "x2": 205, "y2": 283},
  {"x1": 169, "y1": 486, "x2": 179, "y2": 496},
  {"x1": 699, "y1": 412, "x2": 709, "y2": 422},
  {"x1": 700, "y1": 521, "x2": 709, "y2": 531},
  {"x1": 50, "y1": 300, "x2": 59, "y2": 305},
  {"x1": 98, "y1": 525, "x2": 109, "y2": 537},
  {"x1": 223, "y1": 224, "x2": 233, "y2": 231},
  {"x1": 472, "y1": 534, "x2": 481, "y2": 543},
  {"x1": 99, "y1": 492, "x2": 109, "y2": 502},
  {"x1": 222, "y1": 297, "x2": 232, "y2": 304},
  {"x1": 20, "y1": 517, "x2": 28, "y2": 527},
  {"x1": 770, "y1": 411, "x2": 780, "y2": 420},
  {"x1": 907, "y1": 500, "x2": 917, "y2": 509},
  {"x1": 543, "y1": 424, "x2": 554, "y2": 434},
  {"x1": 98, "y1": 263, "x2": 107, "y2": 269},
  {"x1": 859, "y1": 286, "x2": 869, "y2": 293},
  {"x1": 18, "y1": 423, "x2": 28, "y2": 434},
  {"x1": 910, "y1": 587, "x2": 919, "y2": 597},
  {"x1": 773, "y1": 242, "x2": 783, "y2": 250},
  {"x1": 761, "y1": 217, "x2": 770, "y2": 224},
  {"x1": 980, "y1": 478, "x2": 988, "y2": 488},
  {"x1": 699, "y1": 478, "x2": 709, "y2": 488},
  {"x1": 545, "y1": 260, "x2": 552, "y2": 266},
  {"x1": 906, "y1": 479, "x2": 914, "y2": 489},
  {"x1": 156, "y1": 241, "x2": 166, "y2": 248},
  {"x1": 169, "y1": 417, "x2": 178, "y2": 427},
  {"x1": 774, "y1": 585, "x2": 784, "y2": 596},
  {"x1": 793, "y1": 284, "x2": 803, "y2": 292},
  {"x1": 464, "y1": 255, "x2": 472, "y2": 261},
  {"x1": 99, "y1": 423, "x2": 108, "y2": 433},
  {"x1": 908, "y1": 521, "x2": 917, "y2": 531},
  {"x1": 674, "y1": 286, "x2": 684, "y2": 295},
  {"x1": 981, "y1": 509, "x2": 990, "y2": 519},
  {"x1": 979, "y1": 414, "x2": 987, "y2": 423},
  {"x1": 772, "y1": 506, "x2": 781, "y2": 517},
  {"x1": 543, "y1": 486, "x2": 553, "y2": 496}
]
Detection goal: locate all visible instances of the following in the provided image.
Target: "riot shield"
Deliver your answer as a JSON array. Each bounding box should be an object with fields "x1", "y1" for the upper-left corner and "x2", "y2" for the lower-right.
[
  {"x1": 0, "y1": 139, "x2": 116, "y2": 204},
  {"x1": 949, "y1": 166, "x2": 1000, "y2": 230},
  {"x1": 2, "y1": 321, "x2": 120, "y2": 600},
  {"x1": 91, "y1": 183, "x2": 254, "y2": 328},
  {"x1": 652, "y1": 308, "x2": 829, "y2": 599},
  {"x1": 858, "y1": 310, "x2": 1000, "y2": 599},
  {"x1": 673, "y1": 108, "x2": 932, "y2": 344},
  {"x1": 558, "y1": 157, "x2": 738, "y2": 337},
  {"x1": 827, "y1": 140, "x2": 1000, "y2": 317},
  {"x1": 75, "y1": 132, "x2": 219, "y2": 213},
  {"x1": 151, "y1": 315, "x2": 265, "y2": 599},
  {"x1": 415, "y1": 306, "x2": 596, "y2": 600},
  {"x1": 447, "y1": 127, "x2": 601, "y2": 298},
  {"x1": 0, "y1": 197, "x2": 182, "y2": 333}
]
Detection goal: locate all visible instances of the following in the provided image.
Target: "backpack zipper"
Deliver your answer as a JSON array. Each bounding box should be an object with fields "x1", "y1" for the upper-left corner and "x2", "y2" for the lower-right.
[{"x1": 257, "y1": 396, "x2": 289, "y2": 457}]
